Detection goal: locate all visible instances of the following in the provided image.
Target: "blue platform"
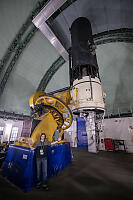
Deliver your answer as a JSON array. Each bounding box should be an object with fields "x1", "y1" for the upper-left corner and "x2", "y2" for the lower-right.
[
  {"x1": 77, "y1": 116, "x2": 88, "y2": 149},
  {"x1": 2, "y1": 142, "x2": 71, "y2": 192}
]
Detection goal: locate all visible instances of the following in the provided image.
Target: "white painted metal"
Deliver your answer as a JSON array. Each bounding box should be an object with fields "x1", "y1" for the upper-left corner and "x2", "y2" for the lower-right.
[
  {"x1": 32, "y1": 0, "x2": 69, "y2": 61},
  {"x1": 32, "y1": 0, "x2": 67, "y2": 26},
  {"x1": 64, "y1": 119, "x2": 77, "y2": 147},
  {"x1": 96, "y1": 118, "x2": 105, "y2": 151},
  {"x1": 71, "y1": 76, "x2": 105, "y2": 113},
  {"x1": 86, "y1": 111, "x2": 98, "y2": 153}
]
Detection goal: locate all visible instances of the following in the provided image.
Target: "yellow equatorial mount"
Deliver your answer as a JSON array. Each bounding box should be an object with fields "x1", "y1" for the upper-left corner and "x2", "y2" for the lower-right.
[
  {"x1": 15, "y1": 90, "x2": 73, "y2": 147},
  {"x1": 35, "y1": 95, "x2": 72, "y2": 130}
]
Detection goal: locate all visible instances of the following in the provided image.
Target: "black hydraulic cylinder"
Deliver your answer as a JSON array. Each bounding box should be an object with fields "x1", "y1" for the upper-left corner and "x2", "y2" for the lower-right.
[{"x1": 70, "y1": 17, "x2": 99, "y2": 81}]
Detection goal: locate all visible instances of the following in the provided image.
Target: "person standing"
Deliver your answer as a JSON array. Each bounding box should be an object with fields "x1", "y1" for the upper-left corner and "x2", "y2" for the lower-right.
[{"x1": 31, "y1": 133, "x2": 60, "y2": 190}]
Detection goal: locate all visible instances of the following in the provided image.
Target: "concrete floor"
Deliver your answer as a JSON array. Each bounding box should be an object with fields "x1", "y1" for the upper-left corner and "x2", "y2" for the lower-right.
[{"x1": 0, "y1": 148, "x2": 133, "y2": 200}]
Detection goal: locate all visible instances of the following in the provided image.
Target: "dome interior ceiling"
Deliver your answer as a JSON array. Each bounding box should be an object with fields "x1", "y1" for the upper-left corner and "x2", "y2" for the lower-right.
[
  {"x1": 50, "y1": 0, "x2": 133, "y2": 50},
  {"x1": 0, "y1": 0, "x2": 133, "y2": 116}
]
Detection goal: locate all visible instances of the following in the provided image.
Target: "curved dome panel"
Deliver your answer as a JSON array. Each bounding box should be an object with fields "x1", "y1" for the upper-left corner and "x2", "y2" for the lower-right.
[
  {"x1": 51, "y1": 0, "x2": 133, "y2": 49},
  {"x1": 97, "y1": 42, "x2": 133, "y2": 114},
  {"x1": 0, "y1": 0, "x2": 59, "y2": 115},
  {"x1": 0, "y1": 0, "x2": 133, "y2": 117}
]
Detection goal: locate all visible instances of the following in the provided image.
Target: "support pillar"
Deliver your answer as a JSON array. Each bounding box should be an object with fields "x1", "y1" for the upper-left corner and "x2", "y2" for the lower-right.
[{"x1": 86, "y1": 111, "x2": 98, "y2": 153}]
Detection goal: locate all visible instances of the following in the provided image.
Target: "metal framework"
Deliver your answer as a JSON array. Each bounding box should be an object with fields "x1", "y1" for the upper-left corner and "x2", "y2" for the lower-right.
[
  {"x1": 0, "y1": 110, "x2": 31, "y2": 121},
  {"x1": 0, "y1": 27, "x2": 37, "y2": 95},
  {"x1": 94, "y1": 28, "x2": 133, "y2": 45},
  {"x1": 104, "y1": 112, "x2": 133, "y2": 119},
  {"x1": 0, "y1": 0, "x2": 49, "y2": 96},
  {"x1": 32, "y1": 0, "x2": 69, "y2": 61}
]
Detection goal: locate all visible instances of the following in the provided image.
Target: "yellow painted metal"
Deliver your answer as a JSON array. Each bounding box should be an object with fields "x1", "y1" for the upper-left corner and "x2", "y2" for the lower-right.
[
  {"x1": 76, "y1": 88, "x2": 78, "y2": 109},
  {"x1": 57, "y1": 139, "x2": 68, "y2": 144},
  {"x1": 15, "y1": 137, "x2": 34, "y2": 148},
  {"x1": 15, "y1": 89, "x2": 73, "y2": 148},
  {"x1": 29, "y1": 91, "x2": 45, "y2": 109},
  {"x1": 55, "y1": 90, "x2": 72, "y2": 105},
  {"x1": 31, "y1": 113, "x2": 58, "y2": 145},
  {"x1": 35, "y1": 94, "x2": 72, "y2": 130},
  {"x1": 15, "y1": 113, "x2": 58, "y2": 147}
]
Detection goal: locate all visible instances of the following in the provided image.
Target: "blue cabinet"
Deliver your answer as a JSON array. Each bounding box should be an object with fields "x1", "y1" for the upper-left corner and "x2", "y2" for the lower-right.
[{"x1": 77, "y1": 116, "x2": 88, "y2": 149}]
